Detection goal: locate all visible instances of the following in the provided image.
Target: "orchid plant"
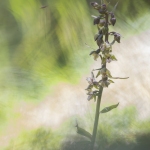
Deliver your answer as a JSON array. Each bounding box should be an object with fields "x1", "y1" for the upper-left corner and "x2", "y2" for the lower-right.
[{"x1": 76, "y1": 1, "x2": 129, "y2": 150}]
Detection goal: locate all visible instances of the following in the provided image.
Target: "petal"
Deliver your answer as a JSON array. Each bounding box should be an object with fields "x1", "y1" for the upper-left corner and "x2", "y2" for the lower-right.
[
  {"x1": 87, "y1": 95, "x2": 94, "y2": 101},
  {"x1": 86, "y1": 77, "x2": 92, "y2": 84},
  {"x1": 94, "y1": 54, "x2": 99, "y2": 61}
]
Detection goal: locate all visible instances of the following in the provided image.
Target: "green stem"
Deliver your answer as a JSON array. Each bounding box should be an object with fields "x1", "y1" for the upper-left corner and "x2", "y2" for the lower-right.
[{"x1": 90, "y1": 86, "x2": 103, "y2": 150}]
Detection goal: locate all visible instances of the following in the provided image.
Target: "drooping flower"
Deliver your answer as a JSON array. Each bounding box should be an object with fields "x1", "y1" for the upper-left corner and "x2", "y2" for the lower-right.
[
  {"x1": 86, "y1": 72, "x2": 99, "y2": 89},
  {"x1": 109, "y1": 32, "x2": 121, "y2": 43},
  {"x1": 93, "y1": 16, "x2": 100, "y2": 25},
  {"x1": 98, "y1": 4, "x2": 107, "y2": 14},
  {"x1": 90, "y1": 2, "x2": 101, "y2": 10},
  {"x1": 110, "y1": 13, "x2": 116, "y2": 26},
  {"x1": 86, "y1": 90, "x2": 99, "y2": 101},
  {"x1": 89, "y1": 49, "x2": 101, "y2": 61},
  {"x1": 114, "y1": 33, "x2": 121, "y2": 43}
]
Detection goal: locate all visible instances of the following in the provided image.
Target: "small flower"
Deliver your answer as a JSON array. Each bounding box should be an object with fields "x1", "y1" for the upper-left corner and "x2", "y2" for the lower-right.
[
  {"x1": 89, "y1": 49, "x2": 100, "y2": 60},
  {"x1": 93, "y1": 17, "x2": 100, "y2": 25},
  {"x1": 87, "y1": 93, "x2": 94, "y2": 101},
  {"x1": 87, "y1": 90, "x2": 99, "y2": 101},
  {"x1": 86, "y1": 72, "x2": 99, "y2": 88},
  {"x1": 109, "y1": 32, "x2": 121, "y2": 43},
  {"x1": 95, "y1": 67, "x2": 112, "y2": 78},
  {"x1": 98, "y1": 19, "x2": 106, "y2": 27},
  {"x1": 110, "y1": 13, "x2": 116, "y2": 26},
  {"x1": 101, "y1": 42, "x2": 112, "y2": 51},
  {"x1": 90, "y1": 2, "x2": 101, "y2": 10},
  {"x1": 98, "y1": 4, "x2": 107, "y2": 14},
  {"x1": 114, "y1": 33, "x2": 121, "y2": 43}
]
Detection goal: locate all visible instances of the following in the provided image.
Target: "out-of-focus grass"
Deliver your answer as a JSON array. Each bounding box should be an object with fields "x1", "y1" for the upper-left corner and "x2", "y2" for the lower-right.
[
  {"x1": 4, "y1": 128, "x2": 63, "y2": 150},
  {"x1": 3, "y1": 106, "x2": 150, "y2": 150}
]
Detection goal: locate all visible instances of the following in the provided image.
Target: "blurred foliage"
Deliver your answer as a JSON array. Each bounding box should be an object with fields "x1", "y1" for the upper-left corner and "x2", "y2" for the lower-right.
[
  {"x1": 4, "y1": 128, "x2": 63, "y2": 150},
  {"x1": 5, "y1": 107, "x2": 150, "y2": 150},
  {"x1": 0, "y1": 0, "x2": 150, "y2": 103},
  {"x1": 61, "y1": 106, "x2": 150, "y2": 150}
]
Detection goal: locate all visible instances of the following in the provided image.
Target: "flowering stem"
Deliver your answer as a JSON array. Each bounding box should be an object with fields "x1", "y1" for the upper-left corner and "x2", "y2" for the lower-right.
[{"x1": 90, "y1": 13, "x2": 109, "y2": 150}]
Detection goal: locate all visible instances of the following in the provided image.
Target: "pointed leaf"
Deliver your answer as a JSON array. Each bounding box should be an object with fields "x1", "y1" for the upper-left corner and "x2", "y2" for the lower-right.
[
  {"x1": 96, "y1": 71, "x2": 101, "y2": 78},
  {"x1": 112, "y1": 1, "x2": 119, "y2": 13},
  {"x1": 76, "y1": 126, "x2": 92, "y2": 140},
  {"x1": 108, "y1": 79, "x2": 114, "y2": 83},
  {"x1": 100, "y1": 103, "x2": 119, "y2": 113},
  {"x1": 106, "y1": 70, "x2": 112, "y2": 77},
  {"x1": 111, "y1": 55, "x2": 117, "y2": 61}
]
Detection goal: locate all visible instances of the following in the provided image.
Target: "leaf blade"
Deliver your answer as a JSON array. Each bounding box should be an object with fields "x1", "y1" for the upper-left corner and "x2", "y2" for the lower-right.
[{"x1": 100, "y1": 103, "x2": 119, "y2": 113}]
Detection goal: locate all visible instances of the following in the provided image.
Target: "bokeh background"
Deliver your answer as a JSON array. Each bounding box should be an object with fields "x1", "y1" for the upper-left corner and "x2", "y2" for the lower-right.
[{"x1": 0, "y1": 0, "x2": 150, "y2": 149}]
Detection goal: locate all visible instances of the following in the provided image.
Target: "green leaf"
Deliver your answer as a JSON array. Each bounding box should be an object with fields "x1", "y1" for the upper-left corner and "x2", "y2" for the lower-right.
[
  {"x1": 76, "y1": 125, "x2": 92, "y2": 140},
  {"x1": 111, "y1": 55, "x2": 117, "y2": 61},
  {"x1": 96, "y1": 71, "x2": 101, "y2": 78},
  {"x1": 100, "y1": 103, "x2": 119, "y2": 113},
  {"x1": 108, "y1": 79, "x2": 114, "y2": 83},
  {"x1": 112, "y1": 1, "x2": 119, "y2": 13},
  {"x1": 106, "y1": 70, "x2": 112, "y2": 77}
]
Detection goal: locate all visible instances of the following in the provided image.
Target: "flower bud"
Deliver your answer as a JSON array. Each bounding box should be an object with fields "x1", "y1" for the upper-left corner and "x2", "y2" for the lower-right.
[
  {"x1": 109, "y1": 32, "x2": 121, "y2": 43},
  {"x1": 114, "y1": 33, "x2": 121, "y2": 43},
  {"x1": 93, "y1": 17, "x2": 100, "y2": 25},
  {"x1": 90, "y1": 2, "x2": 101, "y2": 10},
  {"x1": 98, "y1": 4, "x2": 107, "y2": 14},
  {"x1": 110, "y1": 13, "x2": 116, "y2": 26},
  {"x1": 110, "y1": 18, "x2": 116, "y2": 26}
]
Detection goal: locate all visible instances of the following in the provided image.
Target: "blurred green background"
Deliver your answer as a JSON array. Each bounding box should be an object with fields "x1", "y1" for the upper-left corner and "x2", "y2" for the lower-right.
[{"x1": 0, "y1": 0, "x2": 150, "y2": 149}]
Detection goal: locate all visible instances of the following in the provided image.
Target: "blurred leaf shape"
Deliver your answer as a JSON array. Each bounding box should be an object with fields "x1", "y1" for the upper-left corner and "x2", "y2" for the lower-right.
[
  {"x1": 100, "y1": 102, "x2": 119, "y2": 113},
  {"x1": 76, "y1": 121, "x2": 92, "y2": 140}
]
